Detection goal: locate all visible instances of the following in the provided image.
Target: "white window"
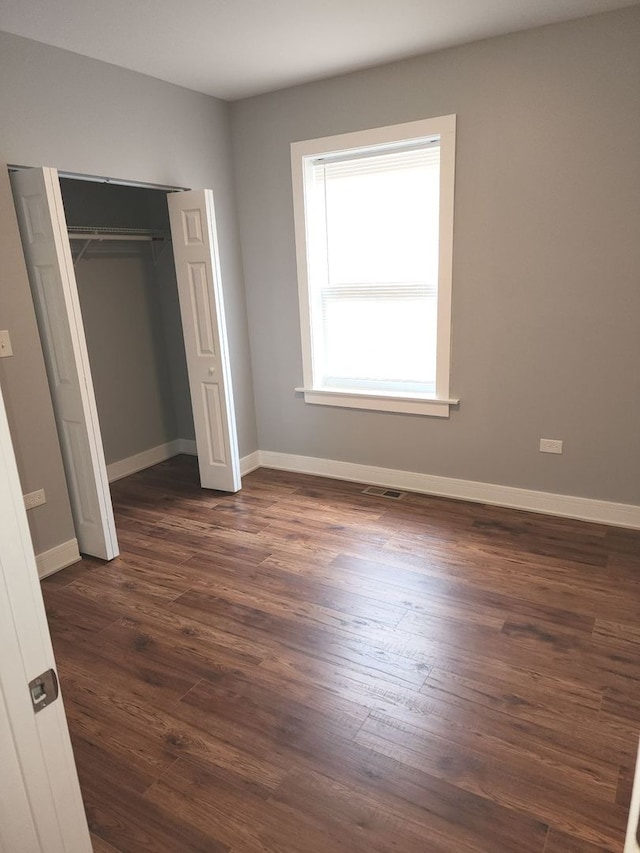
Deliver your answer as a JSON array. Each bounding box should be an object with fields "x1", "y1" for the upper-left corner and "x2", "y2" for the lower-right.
[{"x1": 291, "y1": 115, "x2": 458, "y2": 417}]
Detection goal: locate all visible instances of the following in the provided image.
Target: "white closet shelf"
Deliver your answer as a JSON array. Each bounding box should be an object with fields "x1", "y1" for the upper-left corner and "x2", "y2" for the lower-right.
[
  {"x1": 68, "y1": 226, "x2": 169, "y2": 242},
  {"x1": 68, "y1": 227, "x2": 172, "y2": 265}
]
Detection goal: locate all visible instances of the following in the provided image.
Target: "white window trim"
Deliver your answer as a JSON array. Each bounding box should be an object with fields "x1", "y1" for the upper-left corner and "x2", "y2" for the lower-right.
[{"x1": 291, "y1": 114, "x2": 458, "y2": 418}]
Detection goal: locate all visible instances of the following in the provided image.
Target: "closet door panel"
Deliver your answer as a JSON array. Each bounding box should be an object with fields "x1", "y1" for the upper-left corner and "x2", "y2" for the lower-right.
[
  {"x1": 11, "y1": 167, "x2": 118, "y2": 560},
  {"x1": 168, "y1": 190, "x2": 241, "y2": 492}
]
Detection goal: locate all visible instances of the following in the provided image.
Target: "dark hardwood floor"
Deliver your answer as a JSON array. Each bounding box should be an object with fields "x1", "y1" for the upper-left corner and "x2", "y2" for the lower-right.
[{"x1": 41, "y1": 455, "x2": 640, "y2": 852}]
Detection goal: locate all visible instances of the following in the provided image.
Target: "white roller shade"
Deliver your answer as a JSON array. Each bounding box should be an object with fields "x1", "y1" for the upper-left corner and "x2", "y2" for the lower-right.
[{"x1": 307, "y1": 140, "x2": 441, "y2": 393}]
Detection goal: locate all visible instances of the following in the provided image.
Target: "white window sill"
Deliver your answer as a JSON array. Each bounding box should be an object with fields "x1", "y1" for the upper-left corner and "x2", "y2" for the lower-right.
[{"x1": 295, "y1": 387, "x2": 459, "y2": 417}]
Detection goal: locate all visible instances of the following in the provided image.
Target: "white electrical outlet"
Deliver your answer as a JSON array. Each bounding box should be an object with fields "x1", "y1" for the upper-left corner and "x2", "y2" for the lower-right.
[
  {"x1": 539, "y1": 438, "x2": 563, "y2": 454},
  {"x1": 0, "y1": 330, "x2": 13, "y2": 358},
  {"x1": 24, "y1": 489, "x2": 46, "y2": 510}
]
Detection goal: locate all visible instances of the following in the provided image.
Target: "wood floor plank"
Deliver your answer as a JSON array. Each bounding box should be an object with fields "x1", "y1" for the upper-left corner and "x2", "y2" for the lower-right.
[
  {"x1": 54, "y1": 625, "x2": 201, "y2": 708},
  {"x1": 145, "y1": 756, "x2": 346, "y2": 853},
  {"x1": 423, "y1": 653, "x2": 602, "y2": 721},
  {"x1": 172, "y1": 588, "x2": 430, "y2": 688},
  {"x1": 400, "y1": 680, "x2": 617, "y2": 794},
  {"x1": 258, "y1": 558, "x2": 508, "y2": 630},
  {"x1": 267, "y1": 734, "x2": 550, "y2": 853},
  {"x1": 70, "y1": 728, "x2": 164, "y2": 795},
  {"x1": 355, "y1": 713, "x2": 627, "y2": 850},
  {"x1": 362, "y1": 700, "x2": 617, "y2": 804},
  {"x1": 543, "y1": 827, "x2": 611, "y2": 852},
  {"x1": 616, "y1": 762, "x2": 635, "y2": 809},
  {"x1": 58, "y1": 667, "x2": 186, "y2": 779},
  {"x1": 179, "y1": 672, "x2": 371, "y2": 752},
  {"x1": 41, "y1": 457, "x2": 640, "y2": 853},
  {"x1": 82, "y1": 766, "x2": 229, "y2": 853},
  {"x1": 90, "y1": 833, "x2": 123, "y2": 853},
  {"x1": 42, "y1": 584, "x2": 122, "y2": 634},
  {"x1": 63, "y1": 664, "x2": 288, "y2": 793},
  {"x1": 329, "y1": 551, "x2": 611, "y2": 630},
  {"x1": 267, "y1": 767, "x2": 488, "y2": 853}
]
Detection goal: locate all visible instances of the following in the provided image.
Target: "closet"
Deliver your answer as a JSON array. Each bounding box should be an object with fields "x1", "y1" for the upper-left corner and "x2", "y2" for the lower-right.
[
  {"x1": 59, "y1": 178, "x2": 194, "y2": 474},
  {"x1": 11, "y1": 166, "x2": 241, "y2": 563}
]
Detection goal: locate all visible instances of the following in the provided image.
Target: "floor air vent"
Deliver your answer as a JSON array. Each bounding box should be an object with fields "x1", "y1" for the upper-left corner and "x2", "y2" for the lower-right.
[{"x1": 362, "y1": 486, "x2": 407, "y2": 500}]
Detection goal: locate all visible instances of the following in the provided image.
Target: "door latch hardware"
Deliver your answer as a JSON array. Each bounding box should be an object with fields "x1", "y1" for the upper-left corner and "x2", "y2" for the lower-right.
[{"x1": 28, "y1": 669, "x2": 59, "y2": 714}]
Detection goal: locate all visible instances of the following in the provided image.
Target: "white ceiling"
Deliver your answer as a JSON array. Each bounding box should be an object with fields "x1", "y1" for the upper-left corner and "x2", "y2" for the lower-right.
[{"x1": 1, "y1": 0, "x2": 637, "y2": 101}]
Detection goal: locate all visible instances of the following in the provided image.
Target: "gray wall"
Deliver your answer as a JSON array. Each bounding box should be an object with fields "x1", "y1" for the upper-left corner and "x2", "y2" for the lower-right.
[
  {"x1": 0, "y1": 31, "x2": 257, "y2": 556},
  {"x1": 74, "y1": 254, "x2": 183, "y2": 464},
  {"x1": 231, "y1": 7, "x2": 640, "y2": 505},
  {"x1": 156, "y1": 250, "x2": 197, "y2": 444},
  {"x1": 0, "y1": 168, "x2": 76, "y2": 554}
]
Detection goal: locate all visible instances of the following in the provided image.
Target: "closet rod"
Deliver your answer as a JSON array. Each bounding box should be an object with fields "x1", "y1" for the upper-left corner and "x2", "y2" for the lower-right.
[{"x1": 68, "y1": 233, "x2": 156, "y2": 242}]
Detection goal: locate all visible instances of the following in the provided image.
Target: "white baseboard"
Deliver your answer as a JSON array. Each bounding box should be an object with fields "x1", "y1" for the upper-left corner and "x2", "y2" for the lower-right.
[
  {"x1": 36, "y1": 538, "x2": 80, "y2": 579},
  {"x1": 175, "y1": 438, "x2": 197, "y2": 456},
  {"x1": 164, "y1": 439, "x2": 259, "y2": 476},
  {"x1": 100, "y1": 443, "x2": 640, "y2": 527},
  {"x1": 107, "y1": 440, "x2": 186, "y2": 482},
  {"x1": 107, "y1": 438, "x2": 262, "y2": 483},
  {"x1": 107, "y1": 437, "x2": 201, "y2": 481},
  {"x1": 107, "y1": 438, "x2": 195, "y2": 483},
  {"x1": 240, "y1": 450, "x2": 261, "y2": 476},
  {"x1": 257, "y1": 450, "x2": 640, "y2": 530}
]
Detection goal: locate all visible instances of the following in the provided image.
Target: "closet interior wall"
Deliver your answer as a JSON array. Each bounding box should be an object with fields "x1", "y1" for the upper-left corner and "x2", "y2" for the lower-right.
[{"x1": 59, "y1": 179, "x2": 195, "y2": 469}]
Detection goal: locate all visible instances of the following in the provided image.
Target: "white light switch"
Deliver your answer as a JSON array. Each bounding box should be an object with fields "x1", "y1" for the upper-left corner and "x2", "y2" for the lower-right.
[
  {"x1": 0, "y1": 330, "x2": 13, "y2": 358},
  {"x1": 24, "y1": 489, "x2": 46, "y2": 510},
  {"x1": 540, "y1": 438, "x2": 563, "y2": 454}
]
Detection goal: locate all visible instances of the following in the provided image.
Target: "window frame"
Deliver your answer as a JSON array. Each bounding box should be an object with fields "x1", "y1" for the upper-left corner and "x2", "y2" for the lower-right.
[{"x1": 291, "y1": 114, "x2": 458, "y2": 418}]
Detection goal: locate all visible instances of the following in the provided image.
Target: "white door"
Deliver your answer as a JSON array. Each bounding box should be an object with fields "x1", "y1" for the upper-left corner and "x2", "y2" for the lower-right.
[
  {"x1": 0, "y1": 382, "x2": 92, "y2": 853},
  {"x1": 168, "y1": 189, "x2": 241, "y2": 492},
  {"x1": 11, "y1": 167, "x2": 118, "y2": 560}
]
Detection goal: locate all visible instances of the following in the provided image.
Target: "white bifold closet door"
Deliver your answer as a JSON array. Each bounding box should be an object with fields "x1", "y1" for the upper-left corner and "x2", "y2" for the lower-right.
[
  {"x1": 11, "y1": 170, "x2": 241, "y2": 564},
  {"x1": 11, "y1": 167, "x2": 118, "y2": 561},
  {"x1": 167, "y1": 189, "x2": 241, "y2": 493}
]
